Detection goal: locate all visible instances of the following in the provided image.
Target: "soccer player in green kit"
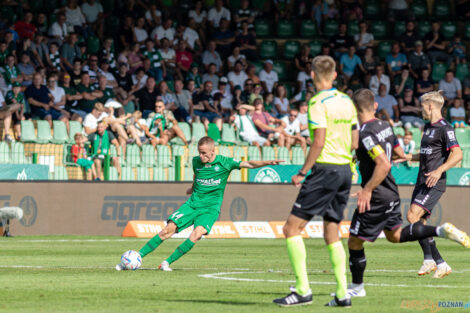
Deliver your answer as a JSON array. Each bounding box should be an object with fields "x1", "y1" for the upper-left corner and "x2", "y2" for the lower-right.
[{"x1": 117, "y1": 136, "x2": 282, "y2": 271}]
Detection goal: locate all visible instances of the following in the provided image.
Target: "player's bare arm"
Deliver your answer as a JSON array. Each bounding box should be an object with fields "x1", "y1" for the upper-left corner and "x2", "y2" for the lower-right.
[
  {"x1": 292, "y1": 128, "x2": 325, "y2": 187},
  {"x1": 351, "y1": 128, "x2": 359, "y2": 151},
  {"x1": 240, "y1": 160, "x2": 284, "y2": 169},
  {"x1": 425, "y1": 146, "x2": 463, "y2": 188}
]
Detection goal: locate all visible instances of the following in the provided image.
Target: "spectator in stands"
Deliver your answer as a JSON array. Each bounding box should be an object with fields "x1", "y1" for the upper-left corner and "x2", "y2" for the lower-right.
[
  {"x1": 259, "y1": 60, "x2": 279, "y2": 93},
  {"x1": 416, "y1": 68, "x2": 435, "y2": 97},
  {"x1": 231, "y1": 85, "x2": 244, "y2": 108},
  {"x1": 202, "y1": 63, "x2": 220, "y2": 89},
  {"x1": 294, "y1": 44, "x2": 313, "y2": 72},
  {"x1": 386, "y1": 42, "x2": 408, "y2": 80},
  {"x1": 48, "y1": 13, "x2": 68, "y2": 44},
  {"x1": 424, "y1": 21, "x2": 451, "y2": 65},
  {"x1": 369, "y1": 65, "x2": 390, "y2": 95},
  {"x1": 81, "y1": 0, "x2": 104, "y2": 39},
  {"x1": 187, "y1": 63, "x2": 202, "y2": 88},
  {"x1": 228, "y1": 46, "x2": 247, "y2": 71},
  {"x1": 61, "y1": 72, "x2": 83, "y2": 123},
  {"x1": 311, "y1": 0, "x2": 326, "y2": 31},
  {"x1": 202, "y1": 40, "x2": 223, "y2": 73},
  {"x1": 399, "y1": 21, "x2": 419, "y2": 54},
  {"x1": 398, "y1": 88, "x2": 424, "y2": 129},
  {"x1": 26, "y1": 73, "x2": 69, "y2": 128},
  {"x1": 144, "y1": 3, "x2": 162, "y2": 28},
  {"x1": 60, "y1": 33, "x2": 81, "y2": 72},
  {"x1": 249, "y1": 83, "x2": 263, "y2": 105},
  {"x1": 182, "y1": 19, "x2": 202, "y2": 54},
  {"x1": 151, "y1": 18, "x2": 175, "y2": 44},
  {"x1": 15, "y1": 11, "x2": 37, "y2": 40},
  {"x1": 193, "y1": 81, "x2": 223, "y2": 131},
  {"x1": 18, "y1": 53, "x2": 35, "y2": 86},
  {"x1": 362, "y1": 47, "x2": 379, "y2": 85},
  {"x1": 188, "y1": 0, "x2": 208, "y2": 43},
  {"x1": 291, "y1": 80, "x2": 314, "y2": 104},
  {"x1": 47, "y1": 73, "x2": 70, "y2": 128},
  {"x1": 234, "y1": 0, "x2": 256, "y2": 30},
  {"x1": 99, "y1": 38, "x2": 117, "y2": 70},
  {"x1": 212, "y1": 18, "x2": 235, "y2": 59},
  {"x1": 175, "y1": 40, "x2": 193, "y2": 80},
  {"x1": 297, "y1": 101, "x2": 310, "y2": 143},
  {"x1": 70, "y1": 58, "x2": 83, "y2": 86},
  {"x1": 274, "y1": 85, "x2": 289, "y2": 118},
  {"x1": 252, "y1": 98, "x2": 286, "y2": 147},
  {"x1": 2, "y1": 82, "x2": 24, "y2": 141},
  {"x1": 330, "y1": 22, "x2": 353, "y2": 58},
  {"x1": 439, "y1": 70, "x2": 462, "y2": 106},
  {"x1": 448, "y1": 35, "x2": 466, "y2": 65},
  {"x1": 134, "y1": 17, "x2": 148, "y2": 46},
  {"x1": 233, "y1": 104, "x2": 268, "y2": 147},
  {"x1": 83, "y1": 102, "x2": 107, "y2": 134},
  {"x1": 354, "y1": 21, "x2": 374, "y2": 54},
  {"x1": 65, "y1": 0, "x2": 88, "y2": 39},
  {"x1": 375, "y1": 83, "x2": 400, "y2": 126},
  {"x1": 236, "y1": 21, "x2": 257, "y2": 61},
  {"x1": 76, "y1": 71, "x2": 103, "y2": 117},
  {"x1": 96, "y1": 75, "x2": 117, "y2": 106},
  {"x1": 208, "y1": 0, "x2": 231, "y2": 29},
  {"x1": 274, "y1": 0, "x2": 294, "y2": 21},
  {"x1": 83, "y1": 54, "x2": 101, "y2": 84},
  {"x1": 159, "y1": 81, "x2": 175, "y2": 110},
  {"x1": 393, "y1": 66, "x2": 414, "y2": 98},
  {"x1": 281, "y1": 108, "x2": 307, "y2": 154},
  {"x1": 30, "y1": 32, "x2": 48, "y2": 68},
  {"x1": 227, "y1": 60, "x2": 248, "y2": 91},
  {"x1": 35, "y1": 13, "x2": 48, "y2": 34},
  {"x1": 213, "y1": 77, "x2": 233, "y2": 120},
  {"x1": 158, "y1": 38, "x2": 176, "y2": 79},
  {"x1": 408, "y1": 41, "x2": 430, "y2": 80},
  {"x1": 99, "y1": 60, "x2": 117, "y2": 88},
  {"x1": 131, "y1": 67, "x2": 148, "y2": 91},
  {"x1": 71, "y1": 133, "x2": 97, "y2": 180},
  {"x1": 46, "y1": 42, "x2": 63, "y2": 72},
  {"x1": 148, "y1": 100, "x2": 188, "y2": 146},
  {"x1": 246, "y1": 64, "x2": 260, "y2": 84},
  {"x1": 89, "y1": 120, "x2": 122, "y2": 180},
  {"x1": 134, "y1": 76, "x2": 158, "y2": 118},
  {"x1": 119, "y1": 16, "x2": 136, "y2": 49},
  {"x1": 388, "y1": 0, "x2": 411, "y2": 21},
  {"x1": 398, "y1": 130, "x2": 416, "y2": 155},
  {"x1": 142, "y1": 39, "x2": 164, "y2": 81},
  {"x1": 172, "y1": 79, "x2": 193, "y2": 123},
  {"x1": 449, "y1": 98, "x2": 467, "y2": 128},
  {"x1": 127, "y1": 43, "x2": 143, "y2": 74},
  {"x1": 2, "y1": 54, "x2": 23, "y2": 88},
  {"x1": 340, "y1": 46, "x2": 365, "y2": 82}
]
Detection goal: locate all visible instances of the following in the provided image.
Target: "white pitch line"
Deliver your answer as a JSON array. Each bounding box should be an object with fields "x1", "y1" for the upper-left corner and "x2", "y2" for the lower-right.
[
  {"x1": 0, "y1": 239, "x2": 148, "y2": 243},
  {"x1": 198, "y1": 271, "x2": 470, "y2": 289}
]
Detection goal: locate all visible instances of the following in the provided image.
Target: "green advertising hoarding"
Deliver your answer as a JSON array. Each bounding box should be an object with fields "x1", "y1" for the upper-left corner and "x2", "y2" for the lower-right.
[{"x1": 0, "y1": 164, "x2": 49, "y2": 180}]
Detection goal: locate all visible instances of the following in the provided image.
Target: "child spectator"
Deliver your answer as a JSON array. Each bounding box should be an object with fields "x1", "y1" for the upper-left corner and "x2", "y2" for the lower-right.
[
  {"x1": 398, "y1": 131, "x2": 416, "y2": 155},
  {"x1": 71, "y1": 133, "x2": 97, "y2": 180},
  {"x1": 449, "y1": 98, "x2": 467, "y2": 128},
  {"x1": 448, "y1": 35, "x2": 466, "y2": 65},
  {"x1": 46, "y1": 42, "x2": 62, "y2": 71}
]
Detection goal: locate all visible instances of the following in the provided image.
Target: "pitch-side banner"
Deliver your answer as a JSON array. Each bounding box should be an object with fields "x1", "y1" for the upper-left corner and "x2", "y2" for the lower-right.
[{"x1": 4, "y1": 182, "x2": 470, "y2": 235}]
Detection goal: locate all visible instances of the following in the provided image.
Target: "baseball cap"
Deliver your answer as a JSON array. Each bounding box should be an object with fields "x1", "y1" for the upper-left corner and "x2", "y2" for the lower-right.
[
  {"x1": 264, "y1": 59, "x2": 273, "y2": 65},
  {"x1": 12, "y1": 82, "x2": 21, "y2": 88},
  {"x1": 219, "y1": 76, "x2": 228, "y2": 84}
]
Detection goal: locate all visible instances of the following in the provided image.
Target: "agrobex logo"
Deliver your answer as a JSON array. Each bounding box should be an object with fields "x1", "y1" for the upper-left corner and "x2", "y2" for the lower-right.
[{"x1": 254, "y1": 167, "x2": 281, "y2": 183}]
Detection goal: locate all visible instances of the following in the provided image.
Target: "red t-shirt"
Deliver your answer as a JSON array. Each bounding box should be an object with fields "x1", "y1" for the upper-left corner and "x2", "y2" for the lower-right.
[
  {"x1": 71, "y1": 144, "x2": 85, "y2": 163},
  {"x1": 176, "y1": 50, "x2": 193, "y2": 70},
  {"x1": 14, "y1": 21, "x2": 37, "y2": 40}
]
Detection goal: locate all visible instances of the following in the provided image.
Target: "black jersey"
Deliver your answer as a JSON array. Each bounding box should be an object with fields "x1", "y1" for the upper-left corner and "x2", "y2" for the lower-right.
[
  {"x1": 418, "y1": 118, "x2": 459, "y2": 191},
  {"x1": 357, "y1": 119, "x2": 400, "y2": 202}
]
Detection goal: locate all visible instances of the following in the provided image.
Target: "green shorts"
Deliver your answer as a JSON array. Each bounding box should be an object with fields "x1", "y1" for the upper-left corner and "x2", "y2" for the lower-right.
[
  {"x1": 76, "y1": 158, "x2": 94, "y2": 170},
  {"x1": 167, "y1": 201, "x2": 220, "y2": 235}
]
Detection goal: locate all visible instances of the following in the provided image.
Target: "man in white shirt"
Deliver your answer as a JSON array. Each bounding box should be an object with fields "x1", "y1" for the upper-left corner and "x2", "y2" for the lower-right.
[
  {"x1": 280, "y1": 108, "x2": 307, "y2": 153},
  {"x1": 208, "y1": 0, "x2": 231, "y2": 28},
  {"x1": 151, "y1": 19, "x2": 176, "y2": 44},
  {"x1": 438, "y1": 70, "x2": 462, "y2": 106},
  {"x1": 233, "y1": 104, "x2": 267, "y2": 146},
  {"x1": 81, "y1": 0, "x2": 103, "y2": 24},
  {"x1": 83, "y1": 102, "x2": 108, "y2": 134},
  {"x1": 296, "y1": 62, "x2": 312, "y2": 92},
  {"x1": 297, "y1": 101, "x2": 310, "y2": 140},
  {"x1": 369, "y1": 64, "x2": 390, "y2": 95},
  {"x1": 182, "y1": 19, "x2": 201, "y2": 52},
  {"x1": 259, "y1": 60, "x2": 279, "y2": 93},
  {"x1": 48, "y1": 13, "x2": 68, "y2": 44},
  {"x1": 227, "y1": 61, "x2": 248, "y2": 91}
]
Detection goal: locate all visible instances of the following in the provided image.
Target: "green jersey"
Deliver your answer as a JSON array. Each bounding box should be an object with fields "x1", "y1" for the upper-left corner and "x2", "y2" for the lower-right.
[
  {"x1": 142, "y1": 49, "x2": 163, "y2": 69},
  {"x1": 5, "y1": 90, "x2": 24, "y2": 106},
  {"x1": 76, "y1": 83, "x2": 97, "y2": 112},
  {"x1": 190, "y1": 155, "x2": 241, "y2": 210},
  {"x1": 98, "y1": 87, "x2": 115, "y2": 104}
]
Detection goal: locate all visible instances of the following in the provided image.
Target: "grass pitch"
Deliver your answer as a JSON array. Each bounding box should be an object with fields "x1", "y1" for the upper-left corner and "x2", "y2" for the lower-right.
[{"x1": 1, "y1": 236, "x2": 469, "y2": 313}]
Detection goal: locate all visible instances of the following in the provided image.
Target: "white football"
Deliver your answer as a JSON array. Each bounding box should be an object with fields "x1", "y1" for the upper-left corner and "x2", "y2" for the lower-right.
[{"x1": 120, "y1": 250, "x2": 142, "y2": 270}]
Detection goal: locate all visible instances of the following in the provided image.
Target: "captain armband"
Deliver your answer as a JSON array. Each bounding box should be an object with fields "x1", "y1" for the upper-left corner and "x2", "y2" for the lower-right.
[{"x1": 367, "y1": 145, "x2": 384, "y2": 160}]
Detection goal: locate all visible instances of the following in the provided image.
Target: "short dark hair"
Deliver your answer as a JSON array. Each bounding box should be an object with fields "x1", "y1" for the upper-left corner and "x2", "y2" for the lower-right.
[
  {"x1": 352, "y1": 88, "x2": 375, "y2": 113},
  {"x1": 198, "y1": 136, "x2": 215, "y2": 147}
]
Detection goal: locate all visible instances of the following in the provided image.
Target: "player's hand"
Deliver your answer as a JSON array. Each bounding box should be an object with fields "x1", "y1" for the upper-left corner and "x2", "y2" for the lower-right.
[
  {"x1": 266, "y1": 160, "x2": 284, "y2": 165},
  {"x1": 186, "y1": 187, "x2": 193, "y2": 195},
  {"x1": 425, "y1": 168, "x2": 443, "y2": 187},
  {"x1": 291, "y1": 174, "x2": 303, "y2": 187},
  {"x1": 352, "y1": 188, "x2": 372, "y2": 214}
]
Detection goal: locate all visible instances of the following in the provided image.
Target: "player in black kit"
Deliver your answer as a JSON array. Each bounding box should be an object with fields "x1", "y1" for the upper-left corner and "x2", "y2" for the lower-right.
[
  {"x1": 406, "y1": 91, "x2": 466, "y2": 278},
  {"x1": 341, "y1": 89, "x2": 470, "y2": 298}
]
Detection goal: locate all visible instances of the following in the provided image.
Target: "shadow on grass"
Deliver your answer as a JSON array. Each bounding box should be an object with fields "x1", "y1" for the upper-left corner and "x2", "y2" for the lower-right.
[{"x1": 161, "y1": 299, "x2": 268, "y2": 306}]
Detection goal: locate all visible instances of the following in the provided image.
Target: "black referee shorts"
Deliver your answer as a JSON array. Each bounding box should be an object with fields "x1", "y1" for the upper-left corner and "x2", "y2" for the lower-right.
[
  {"x1": 291, "y1": 163, "x2": 352, "y2": 223},
  {"x1": 411, "y1": 184, "x2": 444, "y2": 219}
]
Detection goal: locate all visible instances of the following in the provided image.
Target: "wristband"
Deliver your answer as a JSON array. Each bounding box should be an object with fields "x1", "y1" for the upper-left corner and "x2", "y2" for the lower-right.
[{"x1": 297, "y1": 171, "x2": 306, "y2": 177}]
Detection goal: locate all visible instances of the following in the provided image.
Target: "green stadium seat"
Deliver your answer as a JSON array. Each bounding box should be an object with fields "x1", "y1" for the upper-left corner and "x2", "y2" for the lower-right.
[
  {"x1": 233, "y1": 146, "x2": 246, "y2": 160},
  {"x1": 456, "y1": 63, "x2": 469, "y2": 82},
  {"x1": 300, "y1": 20, "x2": 317, "y2": 38},
  {"x1": 156, "y1": 145, "x2": 171, "y2": 168},
  {"x1": 255, "y1": 19, "x2": 271, "y2": 38},
  {"x1": 121, "y1": 167, "x2": 135, "y2": 181},
  {"x1": 411, "y1": 0, "x2": 427, "y2": 19},
  {"x1": 53, "y1": 166, "x2": 68, "y2": 180},
  {"x1": 273, "y1": 61, "x2": 287, "y2": 81},
  {"x1": 409, "y1": 128, "x2": 422, "y2": 149},
  {"x1": 168, "y1": 166, "x2": 175, "y2": 181},
  {"x1": 191, "y1": 122, "x2": 206, "y2": 143},
  {"x1": 323, "y1": 20, "x2": 338, "y2": 37},
  {"x1": 137, "y1": 167, "x2": 150, "y2": 181},
  {"x1": 208, "y1": 123, "x2": 221, "y2": 142},
  {"x1": 105, "y1": 16, "x2": 120, "y2": 37},
  {"x1": 277, "y1": 20, "x2": 295, "y2": 38},
  {"x1": 20, "y1": 120, "x2": 37, "y2": 142},
  {"x1": 52, "y1": 121, "x2": 68, "y2": 144},
  {"x1": 229, "y1": 168, "x2": 241, "y2": 182},
  {"x1": 183, "y1": 165, "x2": 193, "y2": 181},
  {"x1": 370, "y1": 20, "x2": 389, "y2": 39},
  {"x1": 417, "y1": 21, "x2": 431, "y2": 36},
  {"x1": 125, "y1": 144, "x2": 141, "y2": 167},
  {"x1": 218, "y1": 145, "x2": 232, "y2": 157},
  {"x1": 0, "y1": 142, "x2": 10, "y2": 164},
  {"x1": 283, "y1": 40, "x2": 300, "y2": 60},
  {"x1": 229, "y1": 0, "x2": 241, "y2": 9},
  {"x1": 464, "y1": 22, "x2": 470, "y2": 40},
  {"x1": 347, "y1": 21, "x2": 359, "y2": 37},
  {"x1": 259, "y1": 40, "x2": 277, "y2": 60},
  {"x1": 292, "y1": 147, "x2": 305, "y2": 165},
  {"x1": 221, "y1": 123, "x2": 237, "y2": 144},
  {"x1": 153, "y1": 166, "x2": 166, "y2": 181},
  {"x1": 36, "y1": 120, "x2": 52, "y2": 143},
  {"x1": 365, "y1": 0, "x2": 381, "y2": 18},
  {"x1": 170, "y1": 122, "x2": 190, "y2": 145},
  {"x1": 431, "y1": 63, "x2": 448, "y2": 82},
  {"x1": 434, "y1": 0, "x2": 450, "y2": 18},
  {"x1": 462, "y1": 148, "x2": 470, "y2": 168},
  {"x1": 393, "y1": 127, "x2": 405, "y2": 137},
  {"x1": 188, "y1": 144, "x2": 199, "y2": 165},
  {"x1": 441, "y1": 21, "x2": 456, "y2": 40},
  {"x1": 455, "y1": 128, "x2": 470, "y2": 148},
  {"x1": 252, "y1": 0, "x2": 269, "y2": 10},
  {"x1": 141, "y1": 144, "x2": 156, "y2": 167},
  {"x1": 172, "y1": 145, "x2": 185, "y2": 168},
  {"x1": 248, "y1": 146, "x2": 261, "y2": 160},
  {"x1": 308, "y1": 40, "x2": 323, "y2": 56},
  {"x1": 277, "y1": 146, "x2": 290, "y2": 164},
  {"x1": 87, "y1": 36, "x2": 100, "y2": 54},
  {"x1": 11, "y1": 142, "x2": 28, "y2": 164},
  {"x1": 377, "y1": 41, "x2": 392, "y2": 60},
  {"x1": 250, "y1": 61, "x2": 263, "y2": 75},
  {"x1": 393, "y1": 21, "x2": 406, "y2": 38},
  {"x1": 68, "y1": 121, "x2": 82, "y2": 143},
  {"x1": 110, "y1": 145, "x2": 125, "y2": 167},
  {"x1": 262, "y1": 146, "x2": 275, "y2": 161},
  {"x1": 109, "y1": 167, "x2": 119, "y2": 180}
]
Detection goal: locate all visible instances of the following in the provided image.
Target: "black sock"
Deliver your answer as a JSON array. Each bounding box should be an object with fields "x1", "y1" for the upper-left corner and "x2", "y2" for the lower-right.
[
  {"x1": 429, "y1": 237, "x2": 444, "y2": 265},
  {"x1": 419, "y1": 238, "x2": 433, "y2": 260},
  {"x1": 349, "y1": 248, "x2": 366, "y2": 285},
  {"x1": 400, "y1": 222, "x2": 437, "y2": 242}
]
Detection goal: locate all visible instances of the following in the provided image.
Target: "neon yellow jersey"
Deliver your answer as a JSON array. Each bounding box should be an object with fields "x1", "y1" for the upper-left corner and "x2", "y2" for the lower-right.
[{"x1": 308, "y1": 88, "x2": 358, "y2": 165}]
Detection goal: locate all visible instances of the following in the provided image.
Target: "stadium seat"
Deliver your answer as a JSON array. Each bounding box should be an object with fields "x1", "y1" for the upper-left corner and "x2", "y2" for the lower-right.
[
  {"x1": 87, "y1": 36, "x2": 100, "y2": 54},
  {"x1": 455, "y1": 128, "x2": 470, "y2": 148},
  {"x1": 347, "y1": 21, "x2": 359, "y2": 37},
  {"x1": 141, "y1": 144, "x2": 156, "y2": 167},
  {"x1": 208, "y1": 123, "x2": 221, "y2": 142},
  {"x1": 188, "y1": 144, "x2": 199, "y2": 165},
  {"x1": 233, "y1": 146, "x2": 246, "y2": 160},
  {"x1": 431, "y1": 63, "x2": 447, "y2": 82},
  {"x1": 191, "y1": 122, "x2": 206, "y2": 143},
  {"x1": 464, "y1": 22, "x2": 470, "y2": 40},
  {"x1": 53, "y1": 166, "x2": 68, "y2": 180},
  {"x1": 411, "y1": 0, "x2": 428, "y2": 19},
  {"x1": 105, "y1": 16, "x2": 120, "y2": 37},
  {"x1": 172, "y1": 145, "x2": 185, "y2": 168},
  {"x1": 110, "y1": 145, "x2": 125, "y2": 167},
  {"x1": 229, "y1": 168, "x2": 241, "y2": 182},
  {"x1": 364, "y1": 0, "x2": 381, "y2": 18},
  {"x1": 259, "y1": 40, "x2": 277, "y2": 60},
  {"x1": 300, "y1": 20, "x2": 317, "y2": 38},
  {"x1": 370, "y1": 20, "x2": 389, "y2": 39},
  {"x1": 153, "y1": 166, "x2": 166, "y2": 181},
  {"x1": 109, "y1": 166, "x2": 119, "y2": 180},
  {"x1": 261, "y1": 146, "x2": 275, "y2": 161},
  {"x1": 168, "y1": 166, "x2": 175, "y2": 181},
  {"x1": 248, "y1": 146, "x2": 261, "y2": 160},
  {"x1": 434, "y1": 0, "x2": 450, "y2": 18},
  {"x1": 221, "y1": 123, "x2": 237, "y2": 144},
  {"x1": 36, "y1": 120, "x2": 52, "y2": 143},
  {"x1": 393, "y1": 21, "x2": 406, "y2": 38},
  {"x1": 121, "y1": 167, "x2": 135, "y2": 181},
  {"x1": 183, "y1": 165, "x2": 193, "y2": 181},
  {"x1": 52, "y1": 121, "x2": 68, "y2": 144},
  {"x1": 68, "y1": 121, "x2": 82, "y2": 143},
  {"x1": 229, "y1": 0, "x2": 241, "y2": 9},
  {"x1": 456, "y1": 63, "x2": 469, "y2": 82},
  {"x1": 125, "y1": 144, "x2": 141, "y2": 167},
  {"x1": 11, "y1": 142, "x2": 28, "y2": 164},
  {"x1": 292, "y1": 147, "x2": 305, "y2": 165},
  {"x1": 255, "y1": 19, "x2": 271, "y2": 38},
  {"x1": 277, "y1": 20, "x2": 295, "y2": 38},
  {"x1": 441, "y1": 21, "x2": 456, "y2": 40},
  {"x1": 20, "y1": 120, "x2": 37, "y2": 143},
  {"x1": 137, "y1": 167, "x2": 150, "y2": 181},
  {"x1": 393, "y1": 127, "x2": 405, "y2": 137},
  {"x1": 277, "y1": 146, "x2": 290, "y2": 164},
  {"x1": 0, "y1": 142, "x2": 10, "y2": 164},
  {"x1": 170, "y1": 122, "x2": 190, "y2": 145},
  {"x1": 377, "y1": 41, "x2": 392, "y2": 60},
  {"x1": 156, "y1": 145, "x2": 171, "y2": 168},
  {"x1": 308, "y1": 41, "x2": 323, "y2": 56},
  {"x1": 218, "y1": 145, "x2": 232, "y2": 157},
  {"x1": 283, "y1": 40, "x2": 300, "y2": 60},
  {"x1": 273, "y1": 61, "x2": 287, "y2": 81},
  {"x1": 417, "y1": 21, "x2": 431, "y2": 36},
  {"x1": 323, "y1": 20, "x2": 338, "y2": 37},
  {"x1": 409, "y1": 128, "x2": 422, "y2": 149},
  {"x1": 462, "y1": 148, "x2": 470, "y2": 168}
]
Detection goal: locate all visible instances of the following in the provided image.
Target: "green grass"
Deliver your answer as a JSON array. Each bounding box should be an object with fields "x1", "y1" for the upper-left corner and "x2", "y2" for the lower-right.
[{"x1": 1, "y1": 236, "x2": 469, "y2": 313}]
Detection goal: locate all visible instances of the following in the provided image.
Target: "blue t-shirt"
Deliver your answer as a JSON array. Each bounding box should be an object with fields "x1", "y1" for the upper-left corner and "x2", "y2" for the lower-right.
[
  {"x1": 340, "y1": 54, "x2": 362, "y2": 76},
  {"x1": 386, "y1": 53, "x2": 407, "y2": 72},
  {"x1": 375, "y1": 94, "x2": 398, "y2": 120},
  {"x1": 25, "y1": 85, "x2": 50, "y2": 104}
]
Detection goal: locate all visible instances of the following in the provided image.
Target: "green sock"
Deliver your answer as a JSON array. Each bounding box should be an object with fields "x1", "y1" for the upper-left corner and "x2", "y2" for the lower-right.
[
  {"x1": 286, "y1": 235, "x2": 310, "y2": 295},
  {"x1": 166, "y1": 239, "x2": 195, "y2": 265},
  {"x1": 139, "y1": 235, "x2": 163, "y2": 257},
  {"x1": 327, "y1": 240, "x2": 347, "y2": 299}
]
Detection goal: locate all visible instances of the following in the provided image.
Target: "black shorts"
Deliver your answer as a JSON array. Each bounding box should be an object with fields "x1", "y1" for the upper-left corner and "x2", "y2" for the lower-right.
[
  {"x1": 349, "y1": 198, "x2": 402, "y2": 242},
  {"x1": 411, "y1": 184, "x2": 444, "y2": 219},
  {"x1": 291, "y1": 163, "x2": 352, "y2": 223}
]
